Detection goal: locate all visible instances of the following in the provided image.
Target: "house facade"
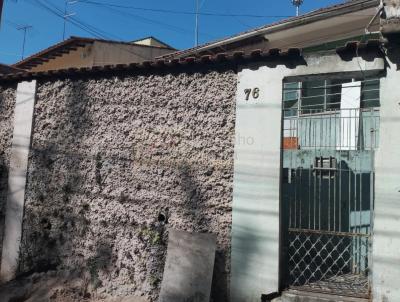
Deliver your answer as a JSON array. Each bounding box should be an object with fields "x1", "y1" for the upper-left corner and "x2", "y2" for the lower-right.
[
  {"x1": 0, "y1": 1, "x2": 399, "y2": 302},
  {"x1": 12, "y1": 36, "x2": 175, "y2": 72}
]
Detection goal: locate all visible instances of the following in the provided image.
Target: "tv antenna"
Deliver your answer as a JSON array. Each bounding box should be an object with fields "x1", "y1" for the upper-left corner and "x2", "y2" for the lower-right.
[
  {"x1": 17, "y1": 24, "x2": 32, "y2": 59},
  {"x1": 195, "y1": 0, "x2": 199, "y2": 46},
  {"x1": 292, "y1": 0, "x2": 304, "y2": 17},
  {"x1": 63, "y1": 0, "x2": 77, "y2": 40}
]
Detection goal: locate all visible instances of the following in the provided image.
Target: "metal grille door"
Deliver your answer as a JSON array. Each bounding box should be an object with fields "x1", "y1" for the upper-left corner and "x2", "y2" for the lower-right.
[{"x1": 281, "y1": 79, "x2": 380, "y2": 298}]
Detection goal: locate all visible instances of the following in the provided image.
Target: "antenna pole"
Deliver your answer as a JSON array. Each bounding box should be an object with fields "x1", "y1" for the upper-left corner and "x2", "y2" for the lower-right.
[
  {"x1": 195, "y1": 0, "x2": 199, "y2": 46},
  {"x1": 63, "y1": 0, "x2": 67, "y2": 40},
  {"x1": 292, "y1": 0, "x2": 304, "y2": 17},
  {"x1": 17, "y1": 25, "x2": 32, "y2": 60},
  {"x1": 63, "y1": 1, "x2": 77, "y2": 40}
]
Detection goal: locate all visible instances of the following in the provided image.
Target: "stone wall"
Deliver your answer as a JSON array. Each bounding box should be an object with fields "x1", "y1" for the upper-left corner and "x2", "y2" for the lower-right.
[
  {"x1": 0, "y1": 85, "x2": 16, "y2": 270},
  {"x1": 18, "y1": 69, "x2": 237, "y2": 301}
]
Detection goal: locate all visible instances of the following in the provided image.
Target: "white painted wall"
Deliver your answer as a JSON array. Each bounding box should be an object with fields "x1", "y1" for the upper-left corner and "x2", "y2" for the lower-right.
[
  {"x1": 372, "y1": 58, "x2": 400, "y2": 302},
  {"x1": 0, "y1": 81, "x2": 37, "y2": 283},
  {"x1": 231, "y1": 65, "x2": 284, "y2": 302},
  {"x1": 231, "y1": 55, "x2": 384, "y2": 301}
]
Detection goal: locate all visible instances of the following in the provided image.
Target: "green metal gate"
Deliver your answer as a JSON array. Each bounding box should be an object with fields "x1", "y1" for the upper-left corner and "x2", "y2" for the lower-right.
[{"x1": 281, "y1": 78, "x2": 380, "y2": 298}]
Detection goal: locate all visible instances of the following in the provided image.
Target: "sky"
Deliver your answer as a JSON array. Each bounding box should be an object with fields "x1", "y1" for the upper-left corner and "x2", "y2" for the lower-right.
[{"x1": 0, "y1": 0, "x2": 346, "y2": 64}]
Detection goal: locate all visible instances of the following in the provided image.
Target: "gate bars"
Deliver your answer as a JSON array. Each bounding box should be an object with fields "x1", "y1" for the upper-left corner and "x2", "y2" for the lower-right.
[{"x1": 281, "y1": 105, "x2": 379, "y2": 298}]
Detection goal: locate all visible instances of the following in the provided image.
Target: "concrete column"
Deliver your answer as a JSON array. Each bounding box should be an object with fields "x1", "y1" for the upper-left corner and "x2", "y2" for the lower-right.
[
  {"x1": 231, "y1": 65, "x2": 284, "y2": 302},
  {"x1": 372, "y1": 58, "x2": 400, "y2": 302},
  {"x1": 0, "y1": 80, "x2": 36, "y2": 283}
]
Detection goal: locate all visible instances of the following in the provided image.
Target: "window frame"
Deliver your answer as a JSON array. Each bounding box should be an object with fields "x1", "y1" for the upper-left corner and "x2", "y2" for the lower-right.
[{"x1": 283, "y1": 77, "x2": 380, "y2": 117}]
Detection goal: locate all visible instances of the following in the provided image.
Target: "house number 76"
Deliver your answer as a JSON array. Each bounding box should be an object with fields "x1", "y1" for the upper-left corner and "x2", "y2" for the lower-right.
[{"x1": 244, "y1": 88, "x2": 260, "y2": 101}]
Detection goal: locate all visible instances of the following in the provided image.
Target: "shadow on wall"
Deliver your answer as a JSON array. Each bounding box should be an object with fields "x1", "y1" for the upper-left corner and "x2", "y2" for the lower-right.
[
  {"x1": 179, "y1": 163, "x2": 229, "y2": 302},
  {"x1": 20, "y1": 79, "x2": 95, "y2": 274},
  {"x1": 386, "y1": 44, "x2": 400, "y2": 70},
  {"x1": 15, "y1": 74, "x2": 234, "y2": 301},
  {"x1": 18, "y1": 80, "x2": 124, "y2": 282},
  {"x1": 20, "y1": 79, "x2": 150, "y2": 287},
  {"x1": 0, "y1": 86, "x2": 16, "y2": 274},
  {"x1": 0, "y1": 153, "x2": 9, "y2": 272}
]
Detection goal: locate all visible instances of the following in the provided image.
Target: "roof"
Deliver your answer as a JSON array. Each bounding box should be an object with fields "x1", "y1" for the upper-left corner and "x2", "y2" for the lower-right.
[
  {"x1": 160, "y1": 0, "x2": 379, "y2": 59},
  {"x1": 0, "y1": 63, "x2": 23, "y2": 75},
  {"x1": 0, "y1": 40, "x2": 383, "y2": 83},
  {"x1": 131, "y1": 36, "x2": 175, "y2": 49},
  {"x1": 1, "y1": 48, "x2": 303, "y2": 82},
  {"x1": 13, "y1": 36, "x2": 176, "y2": 71}
]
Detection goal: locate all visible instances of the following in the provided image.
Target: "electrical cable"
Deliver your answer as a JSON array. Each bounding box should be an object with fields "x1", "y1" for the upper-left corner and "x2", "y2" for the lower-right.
[
  {"x1": 27, "y1": 0, "x2": 150, "y2": 60},
  {"x1": 69, "y1": 0, "x2": 217, "y2": 39},
  {"x1": 75, "y1": 0, "x2": 376, "y2": 19},
  {"x1": 77, "y1": 0, "x2": 293, "y2": 18}
]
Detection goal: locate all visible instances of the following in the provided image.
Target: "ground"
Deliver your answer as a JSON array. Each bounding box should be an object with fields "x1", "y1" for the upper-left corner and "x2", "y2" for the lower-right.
[{"x1": 0, "y1": 270, "x2": 149, "y2": 302}]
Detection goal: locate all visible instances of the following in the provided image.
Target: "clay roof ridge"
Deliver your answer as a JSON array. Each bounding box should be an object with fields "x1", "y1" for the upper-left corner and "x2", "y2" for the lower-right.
[{"x1": 0, "y1": 39, "x2": 383, "y2": 82}]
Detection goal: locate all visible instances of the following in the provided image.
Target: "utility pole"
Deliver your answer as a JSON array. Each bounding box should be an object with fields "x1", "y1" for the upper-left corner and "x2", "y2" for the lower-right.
[
  {"x1": 292, "y1": 0, "x2": 304, "y2": 17},
  {"x1": 195, "y1": 0, "x2": 199, "y2": 46},
  {"x1": 17, "y1": 25, "x2": 32, "y2": 60},
  {"x1": 63, "y1": 0, "x2": 76, "y2": 40}
]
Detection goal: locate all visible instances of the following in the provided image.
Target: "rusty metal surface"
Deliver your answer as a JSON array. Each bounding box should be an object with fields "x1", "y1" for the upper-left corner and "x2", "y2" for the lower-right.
[
  {"x1": 290, "y1": 274, "x2": 370, "y2": 298},
  {"x1": 289, "y1": 228, "x2": 371, "y2": 238}
]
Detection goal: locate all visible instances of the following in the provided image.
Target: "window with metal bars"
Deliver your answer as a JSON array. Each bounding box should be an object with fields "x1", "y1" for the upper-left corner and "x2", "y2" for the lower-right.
[{"x1": 283, "y1": 78, "x2": 380, "y2": 116}]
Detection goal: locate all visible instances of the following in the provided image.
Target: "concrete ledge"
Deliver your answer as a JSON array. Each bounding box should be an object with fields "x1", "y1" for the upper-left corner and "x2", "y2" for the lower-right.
[{"x1": 280, "y1": 290, "x2": 368, "y2": 302}]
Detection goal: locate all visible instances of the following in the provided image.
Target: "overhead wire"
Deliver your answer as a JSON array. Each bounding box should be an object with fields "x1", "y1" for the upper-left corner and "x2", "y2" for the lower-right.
[
  {"x1": 11, "y1": 0, "x2": 379, "y2": 65},
  {"x1": 26, "y1": 0, "x2": 151, "y2": 60},
  {"x1": 70, "y1": 0, "x2": 217, "y2": 39},
  {"x1": 72, "y1": 0, "x2": 377, "y2": 48},
  {"x1": 73, "y1": 1, "x2": 376, "y2": 19},
  {"x1": 38, "y1": 0, "x2": 123, "y2": 40},
  {"x1": 75, "y1": 0, "x2": 294, "y2": 18},
  {"x1": 28, "y1": 0, "x2": 108, "y2": 38},
  {"x1": 29, "y1": 0, "x2": 218, "y2": 57}
]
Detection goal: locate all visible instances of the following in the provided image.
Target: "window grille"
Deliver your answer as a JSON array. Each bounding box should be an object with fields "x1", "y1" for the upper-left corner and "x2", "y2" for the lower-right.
[{"x1": 283, "y1": 78, "x2": 380, "y2": 116}]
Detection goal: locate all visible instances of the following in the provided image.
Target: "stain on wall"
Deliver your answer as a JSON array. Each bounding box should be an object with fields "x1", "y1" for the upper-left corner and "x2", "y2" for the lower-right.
[
  {"x1": 18, "y1": 70, "x2": 237, "y2": 301},
  {"x1": 0, "y1": 85, "x2": 16, "y2": 271}
]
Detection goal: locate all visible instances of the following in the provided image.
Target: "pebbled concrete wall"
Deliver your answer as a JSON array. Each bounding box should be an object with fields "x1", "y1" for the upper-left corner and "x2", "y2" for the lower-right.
[
  {"x1": 18, "y1": 70, "x2": 237, "y2": 301},
  {"x1": 0, "y1": 85, "x2": 17, "y2": 272}
]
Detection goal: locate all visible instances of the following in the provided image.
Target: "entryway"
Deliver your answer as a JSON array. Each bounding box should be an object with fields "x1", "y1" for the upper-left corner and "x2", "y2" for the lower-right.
[{"x1": 280, "y1": 77, "x2": 380, "y2": 300}]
